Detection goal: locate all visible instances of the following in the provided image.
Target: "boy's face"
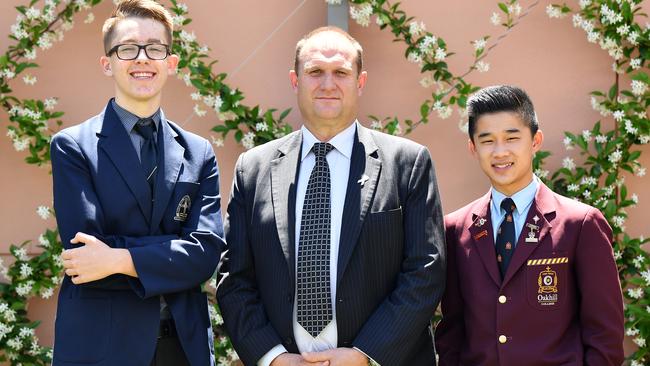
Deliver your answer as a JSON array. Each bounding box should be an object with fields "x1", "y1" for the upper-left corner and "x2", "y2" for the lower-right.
[
  {"x1": 469, "y1": 111, "x2": 543, "y2": 196},
  {"x1": 99, "y1": 17, "x2": 178, "y2": 108}
]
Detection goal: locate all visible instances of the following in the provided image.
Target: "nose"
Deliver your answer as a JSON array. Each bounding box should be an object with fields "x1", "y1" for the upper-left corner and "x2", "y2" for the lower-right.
[
  {"x1": 492, "y1": 141, "x2": 510, "y2": 157},
  {"x1": 134, "y1": 47, "x2": 149, "y2": 63},
  {"x1": 320, "y1": 72, "x2": 336, "y2": 90}
]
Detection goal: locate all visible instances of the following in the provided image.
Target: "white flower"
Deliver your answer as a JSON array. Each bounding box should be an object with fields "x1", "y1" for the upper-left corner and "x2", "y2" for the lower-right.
[
  {"x1": 579, "y1": 0, "x2": 591, "y2": 9},
  {"x1": 21, "y1": 49, "x2": 36, "y2": 62},
  {"x1": 625, "y1": 120, "x2": 637, "y2": 135},
  {"x1": 213, "y1": 95, "x2": 223, "y2": 112},
  {"x1": 613, "y1": 250, "x2": 622, "y2": 260},
  {"x1": 209, "y1": 136, "x2": 224, "y2": 148},
  {"x1": 40, "y1": 287, "x2": 54, "y2": 299},
  {"x1": 630, "y1": 58, "x2": 642, "y2": 69},
  {"x1": 37, "y1": 33, "x2": 53, "y2": 50},
  {"x1": 84, "y1": 12, "x2": 94, "y2": 24},
  {"x1": 562, "y1": 157, "x2": 576, "y2": 170},
  {"x1": 608, "y1": 149, "x2": 622, "y2": 164},
  {"x1": 4, "y1": 309, "x2": 16, "y2": 322},
  {"x1": 627, "y1": 287, "x2": 644, "y2": 299},
  {"x1": 37, "y1": 205, "x2": 51, "y2": 220},
  {"x1": 631, "y1": 193, "x2": 639, "y2": 205},
  {"x1": 631, "y1": 359, "x2": 644, "y2": 366},
  {"x1": 636, "y1": 166, "x2": 646, "y2": 177},
  {"x1": 255, "y1": 122, "x2": 268, "y2": 132},
  {"x1": 628, "y1": 31, "x2": 639, "y2": 45},
  {"x1": 179, "y1": 30, "x2": 196, "y2": 44},
  {"x1": 193, "y1": 104, "x2": 206, "y2": 117},
  {"x1": 581, "y1": 130, "x2": 592, "y2": 142},
  {"x1": 632, "y1": 80, "x2": 647, "y2": 96},
  {"x1": 632, "y1": 254, "x2": 645, "y2": 268},
  {"x1": 437, "y1": 105, "x2": 453, "y2": 119},
  {"x1": 582, "y1": 190, "x2": 591, "y2": 199},
  {"x1": 572, "y1": 14, "x2": 583, "y2": 28},
  {"x1": 546, "y1": 5, "x2": 562, "y2": 19},
  {"x1": 177, "y1": 3, "x2": 189, "y2": 12},
  {"x1": 350, "y1": 4, "x2": 372, "y2": 27},
  {"x1": 23, "y1": 75, "x2": 37, "y2": 85},
  {"x1": 19, "y1": 327, "x2": 34, "y2": 339},
  {"x1": 490, "y1": 12, "x2": 501, "y2": 26},
  {"x1": 7, "y1": 337, "x2": 22, "y2": 350},
  {"x1": 563, "y1": 136, "x2": 574, "y2": 150},
  {"x1": 15, "y1": 281, "x2": 34, "y2": 296},
  {"x1": 408, "y1": 21, "x2": 426, "y2": 37},
  {"x1": 11, "y1": 24, "x2": 28, "y2": 40},
  {"x1": 567, "y1": 184, "x2": 579, "y2": 192},
  {"x1": 241, "y1": 132, "x2": 256, "y2": 150},
  {"x1": 325, "y1": 0, "x2": 342, "y2": 4},
  {"x1": 633, "y1": 337, "x2": 646, "y2": 347},
  {"x1": 612, "y1": 110, "x2": 625, "y2": 121},
  {"x1": 534, "y1": 169, "x2": 549, "y2": 179},
  {"x1": 627, "y1": 327, "x2": 640, "y2": 336},
  {"x1": 473, "y1": 38, "x2": 487, "y2": 51},
  {"x1": 419, "y1": 75, "x2": 435, "y2": 88},
  {"x1": 595, "y1": 134, "x2": 608, "y2": 144},
  {"x1": 407, "y1": 52, "x2": 422, "y2": 64},
  {"x1": 640, "y1": 135, "x2": 650, "y2": 144},
  {"x1": 190, "y1": 92, "x2": 201, "y2": 101},
  {"x1": 26, "y1": 6, "x2": 41, "y2": 20},
  {"x1": 44, "y1": 97, "x2": 58, "y2": 110},
  {"x1": 581, "y1": 176, "x2": 597, "y2": 186},
  {"x1": 612, "y1": 215, "x2": 625, "y2": 228},
  {"x1": 587, "y1": 31, "x2": 600, "y2": 43},
  {"x1": 370, "y1": 121, "x2": 382, "y2": 130},
  {"x1": 13, "y1": 138, "x2": 30, "y2": 152},
  {"x1": 19, "y1": 263, "x2": 33, "y2": 279},
  {"x1": 434, "y1": 48, "x2": 447, "y2": 62},
  {"x1": 476, "y1": 61, "x2": 489, "y2": 73},
  {"x1": 616, "y1": 24, "x2": 630, "y2": 36},
  {"x1": 3, "y1": 68, "x2": 16, "y2": 79},
  {"x1": 510, "y1": 3, "x2": 522, "y2": 16}
]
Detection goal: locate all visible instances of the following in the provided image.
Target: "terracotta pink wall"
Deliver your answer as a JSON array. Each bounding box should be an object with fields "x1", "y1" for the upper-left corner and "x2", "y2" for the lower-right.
[{"x1": 1, "y1": 0, "x2": 647, "y2": 348}]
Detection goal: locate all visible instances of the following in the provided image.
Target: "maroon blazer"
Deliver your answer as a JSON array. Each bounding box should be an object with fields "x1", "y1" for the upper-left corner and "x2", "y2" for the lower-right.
[{"x1": 435, "y1": 183, "x2": 624, "y2": 366}]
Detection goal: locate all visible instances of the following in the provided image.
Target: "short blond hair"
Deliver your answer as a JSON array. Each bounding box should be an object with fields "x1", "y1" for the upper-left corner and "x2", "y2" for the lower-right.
[
  {"x1": 294, "y1": 26, "x2": 364, "y2": 75},
  {"x1": 102, "y1": 0, "x2": 173, "y2": 54}
]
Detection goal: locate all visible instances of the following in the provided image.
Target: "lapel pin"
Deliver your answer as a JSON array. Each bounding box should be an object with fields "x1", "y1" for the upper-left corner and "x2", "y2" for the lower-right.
[
  {"x1": 473, "y1": 229, "x2": 488, "y2": 241},
  {"x1": 533, "y1": 215, "x2": 540, "y2": 224},
  {"x1": 475, "y1": 217, "x2": 486, "y2": 227},
  {"x1": 173, "y1": 195, "x2": 191, "y2": 222},
  {"x1": 357, "y1": 174, "x2": 369, "y2": 186},
  {"x1": 525, "y1": 222, "x2": 539, "y2": 243}
]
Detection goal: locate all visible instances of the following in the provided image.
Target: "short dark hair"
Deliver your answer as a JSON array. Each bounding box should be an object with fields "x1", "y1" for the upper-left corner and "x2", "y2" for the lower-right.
[
  {"x1": 294, "y1": 26, "x2": 363, "y2": 75},
  {"x1": 467, "y1": 85, "x2": 538, "y2": 141},
  {"x1": 102, "y1": 0, "x2": 173, "y2": 55}
]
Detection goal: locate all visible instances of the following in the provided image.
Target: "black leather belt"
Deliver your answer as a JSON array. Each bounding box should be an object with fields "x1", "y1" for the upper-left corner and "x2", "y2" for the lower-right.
[{"x1": 158, "y1": 319, "x2": 177, "y2": 339}]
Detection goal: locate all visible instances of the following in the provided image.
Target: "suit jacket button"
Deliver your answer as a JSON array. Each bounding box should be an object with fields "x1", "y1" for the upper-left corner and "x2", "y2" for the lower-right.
[
  {"x1": 287, "y1": 295, "x2": 293, "y2": 303},
  {"x1": 286, "y1": 338, "x2": 293, "y2": 345},
  {"x1": 498, "y1": 335, "x2": 507, "y2": 344},
  {"x1": 498, "y1": 295, "x2": 507, "y2": 304},
  {"x1": 338, "y1": 298, "x2": 344, "y2": 303}
]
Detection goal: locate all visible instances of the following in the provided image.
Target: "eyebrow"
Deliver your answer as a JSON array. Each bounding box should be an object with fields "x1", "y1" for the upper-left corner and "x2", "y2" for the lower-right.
[
  {"x1": 120, "y1": 38, "x2": 165, "y2": 44},
  {"x1": 476, "y1": 128, "x2": 521, "y2": 139}
]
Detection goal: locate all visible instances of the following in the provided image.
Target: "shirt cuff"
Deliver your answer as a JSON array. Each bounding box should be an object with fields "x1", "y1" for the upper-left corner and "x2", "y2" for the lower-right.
[
  {"x1": 353, "y1": 346, "x2": 381, "y2": 366},
  {"x1": 257, "y1": 344, "x2": 288, "y2": 366}
]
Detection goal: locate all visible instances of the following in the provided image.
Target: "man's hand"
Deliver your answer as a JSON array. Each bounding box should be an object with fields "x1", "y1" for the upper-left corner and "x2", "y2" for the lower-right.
[
  {"x1": 62, "y1": 232, "x2": 137, "y2": 284},
  {"x1": 302, "y1": 348, "x2": 368, "y2": 366},
  {"x1": 270, "y1": 353, "x2": 329, "y2": 366}
]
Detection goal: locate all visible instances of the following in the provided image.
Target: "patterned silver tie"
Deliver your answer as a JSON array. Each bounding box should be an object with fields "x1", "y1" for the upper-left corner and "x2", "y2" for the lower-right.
[{"x1": 297, "y1": 142, "x2": 334, "y2": 337}]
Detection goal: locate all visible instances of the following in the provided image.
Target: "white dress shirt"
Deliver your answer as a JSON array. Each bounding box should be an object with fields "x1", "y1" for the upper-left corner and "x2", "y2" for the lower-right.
[{"x1": 258, "y1": 122, "x2": 356, "y2": 366}]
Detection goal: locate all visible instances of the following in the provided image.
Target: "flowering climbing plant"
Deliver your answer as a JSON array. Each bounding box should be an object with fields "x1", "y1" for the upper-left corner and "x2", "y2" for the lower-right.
[{"x1": 1, "y1": 0, "x2": 648, "y2": 365}]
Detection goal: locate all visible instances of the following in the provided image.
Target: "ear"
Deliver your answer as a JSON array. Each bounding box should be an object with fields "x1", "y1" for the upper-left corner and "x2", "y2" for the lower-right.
[
  {"x1": 166, "y1": 54, "x2": 180, "y2": 75},
  {"x1": 468, "y1": 138, "x2": 478, "y2": 157},
  {"x1": 100, "y1": 56, "x2": 112, "y2": 76},
  {"x1": 532, "y1": 129, "x2": 544, "y2": 153},
  {"x1": 289, "y1": 70, "x2": 298, "y2": 93},
  {"x1": 357, "y1": 71, "x2": 368, "y2": 96}
]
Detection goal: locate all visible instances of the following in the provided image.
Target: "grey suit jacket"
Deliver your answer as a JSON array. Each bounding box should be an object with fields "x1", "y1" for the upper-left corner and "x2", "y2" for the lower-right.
[{"x1": 217, "y1": 124, "x2": 446, "y2": 365}]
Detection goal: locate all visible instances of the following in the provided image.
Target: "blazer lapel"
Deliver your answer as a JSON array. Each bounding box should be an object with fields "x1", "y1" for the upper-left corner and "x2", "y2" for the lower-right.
[
  {"x1": 97, "y1": 102, "x2": 152, "y2": 223},
  {"x1": 271, "y1": 132, "x2": 302, "y2": 286},
  {"x1": 337, "y1": 125, "x2": 381, "y2": 284},
  {"x1": 502, "y1": 183, "x2": 556, "y2": 287},
  {"x1": 468, "y1": 192, "x2": 501, "y2": 287},
  {"x1": 150, "y1": 114, "x2": 184, "y2": 232}
]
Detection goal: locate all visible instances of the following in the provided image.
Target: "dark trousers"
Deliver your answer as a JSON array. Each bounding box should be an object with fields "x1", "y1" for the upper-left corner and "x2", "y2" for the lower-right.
[{"x1": 150, "y1": 320, "x2": 190, "y2": 366}]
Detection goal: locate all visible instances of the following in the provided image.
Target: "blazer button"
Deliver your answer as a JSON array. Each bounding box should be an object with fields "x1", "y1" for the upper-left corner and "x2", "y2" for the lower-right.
[
  {"x1": 287, "y1": 295, "x2": 293, "y2": 303},
  {"x1": 286, "y1": 338, "x2": 293, "y2": 345},
  {"x1": 498, "y1": 295, "x2": 507, "y2": 304},
  {"x1": 498, "y1": 335, "x2": 507, "y2": 344}
]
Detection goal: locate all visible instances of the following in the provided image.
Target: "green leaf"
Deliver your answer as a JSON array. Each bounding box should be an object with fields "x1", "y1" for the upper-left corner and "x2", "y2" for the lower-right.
[
  {"x1": 608, "y1": 84, "x2": 618, "y2": 101},
  {"x1": 498, "y1": 3, "x2": 509, "y2": 13}
]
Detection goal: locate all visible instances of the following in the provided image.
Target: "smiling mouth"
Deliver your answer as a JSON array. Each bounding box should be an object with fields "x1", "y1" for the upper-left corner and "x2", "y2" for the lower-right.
[
  {"x1": 130, "y1": 71, "x2": 156, "y2": 80},
  {"x1": 493, "y1": 162, "x2": 514, "y2": 169}
]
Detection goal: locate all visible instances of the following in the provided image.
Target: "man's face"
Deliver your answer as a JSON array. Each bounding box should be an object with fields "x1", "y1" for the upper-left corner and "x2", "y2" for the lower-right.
[
  {"x1": 469, "y1": 111, "x2": 543, "y2": 196},
  {"x1": 99, "y1": 17, "x2": 178, "y2": 108},
  {"x1": 289, "y1": 31, "x2": 367, "y2": 136}
]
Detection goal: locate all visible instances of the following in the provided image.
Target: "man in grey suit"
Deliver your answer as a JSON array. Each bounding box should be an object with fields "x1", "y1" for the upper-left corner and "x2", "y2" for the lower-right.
[{"x1": 217, "y1": 26, "x2": 446, "y2": 366}]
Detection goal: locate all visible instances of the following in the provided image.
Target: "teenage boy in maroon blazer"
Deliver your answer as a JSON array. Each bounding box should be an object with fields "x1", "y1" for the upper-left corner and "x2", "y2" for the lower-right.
[{"x1": 435, "y1": 85, "x2": 624, "y2": 366}]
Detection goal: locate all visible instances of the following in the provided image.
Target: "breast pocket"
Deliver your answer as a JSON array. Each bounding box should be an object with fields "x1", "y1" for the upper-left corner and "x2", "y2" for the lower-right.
[{"x1": 526, "y1": 252, "x2": 569, "y2": 311}]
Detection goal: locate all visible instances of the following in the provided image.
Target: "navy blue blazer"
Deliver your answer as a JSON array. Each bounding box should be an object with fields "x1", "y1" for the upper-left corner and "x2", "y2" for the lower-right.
[
  {"x1": 50, "y1": 101, "x2": 225, "y2": 366},
  {"x1": 217, "y1": 125, "x2": 446, "y2": 365}
]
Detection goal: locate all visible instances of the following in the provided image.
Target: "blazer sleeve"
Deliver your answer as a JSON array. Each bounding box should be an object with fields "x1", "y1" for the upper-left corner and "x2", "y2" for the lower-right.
[
  {"x1": 575, "y1": 208, "x2": 624, "y2": 366},
  {"x1": 51, "y1": 132, "x2": 225, "y2": 296},
  {"x1": 352, "y1": 146, "x2": 447, "y2": 365},
  {"x1": 216, "y1": 153, "x2": 284, "y2": 365},
  {"x1": 434, "y1": 215, "x2": 465, "y2": 366}
]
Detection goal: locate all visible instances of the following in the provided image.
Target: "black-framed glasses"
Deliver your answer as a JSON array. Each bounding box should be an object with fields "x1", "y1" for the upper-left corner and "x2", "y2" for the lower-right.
[{"x1": 107, "y1": 43, "x2": 170, "y2": 60}]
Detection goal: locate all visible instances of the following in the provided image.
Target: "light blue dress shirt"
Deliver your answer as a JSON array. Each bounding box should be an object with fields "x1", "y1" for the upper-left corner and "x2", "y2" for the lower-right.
[{"x1": 490, "y1": 177, "x2": 540, "y2": 246}]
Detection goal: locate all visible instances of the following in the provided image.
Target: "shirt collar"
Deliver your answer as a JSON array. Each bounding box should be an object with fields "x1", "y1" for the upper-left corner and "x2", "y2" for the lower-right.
[
  {"x1": 111, "y1": 98, "x2": 161, "y2": 133},
  {"x1": 491, "y1": 176, "x2": 539, "y2": 215},
  {"x1": 300, "y1": 120, "x2": 357, "y2": 161}
]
